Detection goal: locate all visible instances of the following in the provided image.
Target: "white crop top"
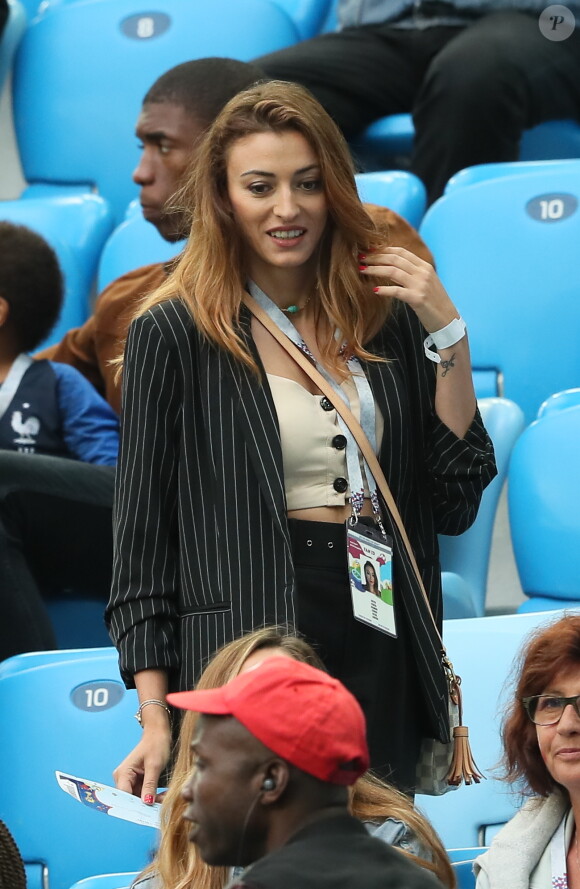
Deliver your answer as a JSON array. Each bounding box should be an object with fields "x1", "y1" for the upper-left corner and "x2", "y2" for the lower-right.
[{"x1": 267, "y1": 374, "x2": 384, "y2": 511}]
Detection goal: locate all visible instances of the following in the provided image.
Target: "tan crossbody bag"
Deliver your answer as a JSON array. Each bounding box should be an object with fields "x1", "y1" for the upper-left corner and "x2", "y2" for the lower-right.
[{"x1": 244, "y1": 292, "x2": 483, "y2": 793}]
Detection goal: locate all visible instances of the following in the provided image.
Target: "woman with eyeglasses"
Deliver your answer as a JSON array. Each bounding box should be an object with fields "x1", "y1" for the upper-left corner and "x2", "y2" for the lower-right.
[{"x1": 475, "y1": 614, "x2": 580, "y2": 889}]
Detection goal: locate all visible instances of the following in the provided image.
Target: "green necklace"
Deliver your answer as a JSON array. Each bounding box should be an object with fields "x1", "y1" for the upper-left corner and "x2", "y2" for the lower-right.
[{"x1": 281, "y1": 293, "x2": 311, "y2": 315}]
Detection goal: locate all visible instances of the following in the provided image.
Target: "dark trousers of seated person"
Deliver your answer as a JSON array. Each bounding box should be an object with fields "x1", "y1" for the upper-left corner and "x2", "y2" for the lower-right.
[
  {"x1": 0, "y1": 451, "x2": 115, "y2": 661},
  {"x1": 0, "y1": 2, "x2": 7, "y2": 41},
  {"x1": 257, "y1": 11, "x2": 580, "y2": 204}
]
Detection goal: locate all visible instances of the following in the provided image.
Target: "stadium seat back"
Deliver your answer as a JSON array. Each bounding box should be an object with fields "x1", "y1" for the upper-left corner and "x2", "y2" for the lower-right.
[
  {"x1": 537, "y1": 386, "x2": 580, "y2": 419},
  {"x1": 439, "y1": 397, "x2": 524, "y2": 618},
  {"x1": 508, "y1": 404, "x2": 580, "y2": 609},
  {"x1": 445, "y1": 158, "x2": 580, "y2": 196},
  {"x1": 13, "y1": 0, "x2": 299, "y2": 221},
  {"x1": 68, "y1": 874, "x2": 138, "y2": 889},
  {"x1": 42, "y1": 0, "x2": 330, "y2": 40},
  {"x1": 419, "y1": 164, "x2": 580, "y2": 423},
  {"x1": 269, "y1": 0, "x2": 332, "y2": 39},
  {"x1": 97, "y1": 204, "x2": 185, "y2": 292},
  {"x1": 354, "y1": 116, "x2": 580, "y2": 173},
  {"x1": 355, "y1": 170, "x2": 427, "y2": 228},
  {"x1": 0, "y1": 648, "x2": 155, "y2": 889}
]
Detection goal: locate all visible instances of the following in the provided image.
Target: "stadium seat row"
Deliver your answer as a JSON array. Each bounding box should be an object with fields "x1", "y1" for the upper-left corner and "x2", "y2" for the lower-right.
[
  {"x1": 3, "y1": 0, "x2": 580, "y2": 222},
  {"x1": 1, "y1": 609, "x2": 572, "y2": 888}
]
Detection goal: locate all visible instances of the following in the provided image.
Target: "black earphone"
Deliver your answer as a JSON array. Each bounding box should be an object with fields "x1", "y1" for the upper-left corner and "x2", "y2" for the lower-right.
[{"x1": 261, "y1": 777, "x2": 276, "y2": 791}]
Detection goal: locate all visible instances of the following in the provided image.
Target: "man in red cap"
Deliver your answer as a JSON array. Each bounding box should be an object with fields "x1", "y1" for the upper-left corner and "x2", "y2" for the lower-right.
[{"x1": 168, "y1": 658, "x2": 439, "y2": 889}]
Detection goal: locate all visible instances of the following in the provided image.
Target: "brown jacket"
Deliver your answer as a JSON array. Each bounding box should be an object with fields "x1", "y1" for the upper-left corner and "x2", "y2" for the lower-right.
[{"x1": 39, "y1": 205, "x2": 434, "y2": 414}]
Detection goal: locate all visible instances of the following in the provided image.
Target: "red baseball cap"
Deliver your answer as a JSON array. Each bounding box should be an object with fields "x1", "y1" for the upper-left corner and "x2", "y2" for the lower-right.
[{"x1": 167, "y1": 658, "x2": 369, "y2": 785}]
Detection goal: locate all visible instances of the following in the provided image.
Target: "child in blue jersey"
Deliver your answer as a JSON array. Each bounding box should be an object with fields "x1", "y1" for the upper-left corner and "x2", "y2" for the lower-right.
[{"x1": 0, "y1": 221, "x2": 118, "y2": 464}]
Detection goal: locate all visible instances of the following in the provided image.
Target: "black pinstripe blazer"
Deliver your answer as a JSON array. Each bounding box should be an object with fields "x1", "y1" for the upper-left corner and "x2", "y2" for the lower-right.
[{"x1": 106, "y1": 297, "x2": 496, "y2": 742}]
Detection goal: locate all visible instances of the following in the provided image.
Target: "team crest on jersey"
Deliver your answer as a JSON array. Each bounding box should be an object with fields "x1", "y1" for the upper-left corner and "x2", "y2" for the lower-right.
[{"x1": 11, "y1": 405, "x2": 41, "y2": 453}]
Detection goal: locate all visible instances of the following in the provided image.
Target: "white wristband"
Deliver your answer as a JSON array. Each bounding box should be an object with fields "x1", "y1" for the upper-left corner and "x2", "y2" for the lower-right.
[{"x1": 424, "y1": 316, "x2": 466, "y2": 364}]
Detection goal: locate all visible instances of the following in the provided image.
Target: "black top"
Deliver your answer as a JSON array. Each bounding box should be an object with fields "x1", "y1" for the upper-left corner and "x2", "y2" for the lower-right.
[{"x1": 229, "y1": 813, "x2": 441, "y2": 889}]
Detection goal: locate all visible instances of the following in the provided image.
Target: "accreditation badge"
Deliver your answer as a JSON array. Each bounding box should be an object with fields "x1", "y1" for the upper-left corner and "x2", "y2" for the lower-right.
[{"x1": 346, "y1": 521, "x2": 396, "y2": 637}]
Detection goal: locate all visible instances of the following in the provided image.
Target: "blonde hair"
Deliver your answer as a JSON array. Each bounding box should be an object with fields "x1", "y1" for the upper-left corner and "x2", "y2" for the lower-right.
[
  {"x1": 136, "y1": 627, "x2": 455, "y2": 889},
  {"x1": 119, "y1": 80, "x2": 392, "y2": 378}
]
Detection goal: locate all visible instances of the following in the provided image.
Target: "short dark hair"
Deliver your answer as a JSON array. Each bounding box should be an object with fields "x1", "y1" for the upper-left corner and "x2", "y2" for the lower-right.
[
  {"x1": 0, "y1": 221, "x2": 63, "y2": 352},
  {"x1": 143, "y1": 57, "x2": 267, "y2": 129}
]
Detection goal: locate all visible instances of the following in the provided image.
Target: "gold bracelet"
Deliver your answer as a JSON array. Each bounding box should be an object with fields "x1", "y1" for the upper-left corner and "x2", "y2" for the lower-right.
[{"x1": 134, "y1": 698, "x2": 172, "y2": 727}]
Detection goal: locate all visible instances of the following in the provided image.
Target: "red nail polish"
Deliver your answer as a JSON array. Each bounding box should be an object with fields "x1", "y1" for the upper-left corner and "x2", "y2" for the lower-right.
[
  {"x1": 373, "y1": 287, "x2": 380, "y2": 293},
  {"x1": 144, "y1": 794, "x2": 154, "y2": 805},
  {"x1": 358, "y1": 264, "x2": 367, "y2": 270},
  {"x1": 358, "y1": 253, "x2": 367, "y2": 260}
]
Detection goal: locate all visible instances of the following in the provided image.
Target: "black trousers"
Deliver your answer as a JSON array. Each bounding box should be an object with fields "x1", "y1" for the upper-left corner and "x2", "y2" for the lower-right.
[
  {"x1": 257, "y1": 11, "x2": 580, "y2": 203},
  {"x1": 0, "y1": 451, "x2": 115, "y2": 661},
  {"x1": 290, "y1": 518, "x2": 425, "y2": 792},
  {"x1": 0, "y1": 1, "x2": 7, "y2": 41}
]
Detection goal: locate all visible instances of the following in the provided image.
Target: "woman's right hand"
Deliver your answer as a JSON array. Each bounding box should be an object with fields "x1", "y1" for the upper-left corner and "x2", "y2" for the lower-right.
[
  {"x1": 113, "y1": 720, "x2": 173, "y2": 803},
  {"x1": 115, "y1": 668, "x2": 172, "y2": 802}
]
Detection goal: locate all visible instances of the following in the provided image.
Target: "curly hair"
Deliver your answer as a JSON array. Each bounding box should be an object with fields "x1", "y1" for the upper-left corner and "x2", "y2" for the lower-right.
[
  {"x1": 502, "y1": 614, "x2": 580, "y2": 797},
  {"x1": 0, "y1": 819, "x2": 26, "y2": 889},
  {"x1": 0, "y1": 221, "x2": 63, "y2": 352}
]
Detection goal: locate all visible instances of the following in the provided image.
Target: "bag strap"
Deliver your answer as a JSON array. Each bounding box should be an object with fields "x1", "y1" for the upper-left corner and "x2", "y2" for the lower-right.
[
  {"x1": 244, "y1": 293, "x2": 484, "y2": 788},
  {"x1": 243, "y1": 293, "x2": 441, "y2": 641}
]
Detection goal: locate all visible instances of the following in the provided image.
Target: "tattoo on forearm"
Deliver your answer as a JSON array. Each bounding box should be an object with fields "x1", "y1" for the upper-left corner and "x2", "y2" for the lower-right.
[{"x1": 440, "y1": 353, "x2": 456, "y2": 377}]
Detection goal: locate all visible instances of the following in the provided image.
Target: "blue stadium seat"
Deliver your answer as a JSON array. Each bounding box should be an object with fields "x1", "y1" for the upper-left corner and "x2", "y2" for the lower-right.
[
  {"x1": 444, "y1": 158, "x2": 580, "y2": 196},
  {"x1": 320, "y1": 0, "x2": 338, "y2": 30},
  {"x1": 440, "y1": 398, "x2": 525, "y2": 619},
  {"x1": 448, "y1": 847, "x2": 488, "y2": 863},
  {"x1": 0, "y1": 1, "x2": 26, "y2": 92},
  {"x1": 416, "y1": 610, "x2": 577, "y2": 848},
  {"x1": 355, "y1": 170, "x2": 426, "y2": 228},
  {"x1": 270, "y1": 0, "x2": 332, "y2": 39},
  {"x1": 46, "y1": 599, "x2": 112, "y2": 650},
  {"x1": 0, "y1": 194, "x2": 114, "y2": 348},
  {"x1": 97, "y1": 201, "x2": 185, "y2": 292},
  {"x1": 418, "y1": 164, "x2": 580, "y2": 423},
  {"x1": 0, "y1": 648, "x2": 156, "y2": 889},
  {"x1": 13, "y1": 0, "x2": 37, "y2": 19},
  {"x1": 354, "y1": 115, "x2": 580, "y2": 174},
  {"x1": 12, "y1": 0, "x2": 300, "y2": 222},
  {"x1": 351, "y1": 115, "x2": 415, "y2": 170},
  {"x1": 520, "y1": 119, "x2": 580, "y2": 162},
  {"x1": 452, "y1": 859, "x2": 476, "y2": 889},
  {"x1": 508, "y1": 404, "x2": 580, "y2": 612},
  {"x1": 68, "y1": 875, "x2": 138, "y2": 889},
  {"x1": 537, "y1": 386, "x2": 580, "y2": 419},
  {"x1": 42, "y1": 0, "x2": 331, "y2": 37}
]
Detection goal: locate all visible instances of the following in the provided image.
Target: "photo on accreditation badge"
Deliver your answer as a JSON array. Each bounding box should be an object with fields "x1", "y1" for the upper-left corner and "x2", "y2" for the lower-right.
[{"x1": 347, "y1": 533, "x2": 396, "y2": 638}]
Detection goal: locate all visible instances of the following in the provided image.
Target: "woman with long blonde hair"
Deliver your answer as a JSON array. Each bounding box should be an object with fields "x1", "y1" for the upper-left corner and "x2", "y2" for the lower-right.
[
  {"x1": 107, "y1": 80, "x2": 495, "y2": 801},
  {"x1": 132, "y1": 627, "x2": 455, "y2": 889}
]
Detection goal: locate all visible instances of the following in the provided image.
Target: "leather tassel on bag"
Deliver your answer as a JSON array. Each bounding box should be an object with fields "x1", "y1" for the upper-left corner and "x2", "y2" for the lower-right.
[{"x1": 446, "y1": 670, "x2": 484, "y2": 787}]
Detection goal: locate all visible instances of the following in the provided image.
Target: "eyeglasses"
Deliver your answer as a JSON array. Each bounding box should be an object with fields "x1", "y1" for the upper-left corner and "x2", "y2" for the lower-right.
[{"x1": 522, "y1": 694, "x2": 580, "y2": 726}]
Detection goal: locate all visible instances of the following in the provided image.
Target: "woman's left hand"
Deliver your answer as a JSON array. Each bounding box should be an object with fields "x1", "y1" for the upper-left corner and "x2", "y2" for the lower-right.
[{"x1": 360, "y1": 246, "x2": 458, "y2": 333}]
